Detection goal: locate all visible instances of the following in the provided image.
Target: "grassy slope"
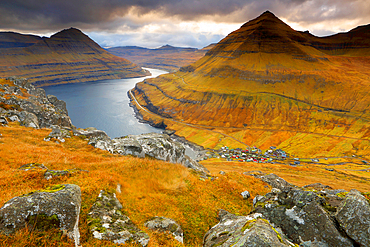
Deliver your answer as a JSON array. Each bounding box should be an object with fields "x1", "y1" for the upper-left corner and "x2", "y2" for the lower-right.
[{"x1": 0, "y1": 120, "x2": 271, "y2": 246}]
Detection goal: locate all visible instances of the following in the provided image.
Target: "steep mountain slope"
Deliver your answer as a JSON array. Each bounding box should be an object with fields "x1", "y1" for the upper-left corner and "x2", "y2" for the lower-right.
[
  {"x1": 0, "y1": 28, "x2": 148, "y2": 86},
  {"x1": 130, "y1": 11, "x2": 370, "y2": 158},
  {"x1": 107, "y1": 44, "x2": 208, "y2": 72}
]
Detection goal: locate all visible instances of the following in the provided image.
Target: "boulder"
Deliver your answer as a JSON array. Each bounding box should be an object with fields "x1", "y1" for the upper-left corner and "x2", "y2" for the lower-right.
[
  {"x1": 44, "y1": 125, "x2": 72, "y2": 142},
  {"x1": 254, "y1": 188, "x2": 354, "y2": 246},
  {"x1": 88, "y1": 190, "x2": 149, "y2": 246},
  {"x1": 47, "y1": 95, "x2": 68, "y2": 115},
  {"x1": 241, "y1": 190, "x2": 250, "y2": 199},
  {"x1": 336, "y1": 189, "x2": 370, "y2": 246},
  {"x1": 18, "y1": 163, "x2": 48, "y2": 171},
  {"x1": 44, "y1": 168, "x2": 88, "y2": 180},
  {"x1": 74, "y1": 128, "x2": 114, "y2": 153},
  {"x1": 144, "y1": 216, "x2": 183, "y2": 243},
  {"x1": 0, "y1": 116, "x2": 8, "y2": 125},
  {"x1": 245, "y1": 172, "x2": 296, "y2": 190},
  {"x1": 0, "y1": 184, "x2": 81, "y2": 246},
  {"x1": 203, "y1": 209, "x2": 293, "y2": 247}
]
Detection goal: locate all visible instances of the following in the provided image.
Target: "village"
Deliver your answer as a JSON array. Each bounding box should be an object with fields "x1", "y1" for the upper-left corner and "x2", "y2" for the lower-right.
[{"x1": 203, "y1": 146, "x2": 295, "y2": 164}]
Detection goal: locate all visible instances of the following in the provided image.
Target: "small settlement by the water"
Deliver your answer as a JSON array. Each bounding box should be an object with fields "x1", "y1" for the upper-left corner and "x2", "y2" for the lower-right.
[{"x1": 204, "y1": 146, "x2": 290, "y2": 164}]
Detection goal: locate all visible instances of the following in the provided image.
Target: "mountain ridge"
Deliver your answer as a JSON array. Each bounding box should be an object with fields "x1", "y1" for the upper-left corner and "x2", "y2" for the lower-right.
[
  {"x1": 0, "y1": 28, "x2": 148, "y2": 86},
  {"x1": 130, "y1": 11, "x2": 370, "y2": 158}
]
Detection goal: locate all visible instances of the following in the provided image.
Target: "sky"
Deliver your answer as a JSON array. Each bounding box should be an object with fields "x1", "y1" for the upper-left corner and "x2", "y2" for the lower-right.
[{"x1": 0, "y1": 0, "x2": 369, "y2": 49}]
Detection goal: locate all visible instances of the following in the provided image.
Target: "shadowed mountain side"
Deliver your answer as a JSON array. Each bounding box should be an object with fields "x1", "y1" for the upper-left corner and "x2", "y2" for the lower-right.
[
  {"x1": 130, "y1": 11, "x2": 370, "y2": 157},
  {"x1": 107, "y1": 44, "x2": 213, "y2": 72},
  {"x1": 0, "y1": 28, "x2": 148, "y2": 86}
]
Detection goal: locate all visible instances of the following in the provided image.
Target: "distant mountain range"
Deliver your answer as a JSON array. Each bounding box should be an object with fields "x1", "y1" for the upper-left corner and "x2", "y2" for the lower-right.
[
  {"x1": 131, "y1": 11, "x2": 370, "y2": 157},
  {"x1": 0, "y1": 28, "x2": 148, "y2": 86},
  {"x1": 107, "y1": 44, "x2": 216, "y2": 72}
]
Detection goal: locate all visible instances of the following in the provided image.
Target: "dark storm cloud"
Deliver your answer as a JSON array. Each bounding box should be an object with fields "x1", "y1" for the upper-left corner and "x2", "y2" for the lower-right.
[{"x1": 1, "y1": 0, "x2": 369, "y2": 33}]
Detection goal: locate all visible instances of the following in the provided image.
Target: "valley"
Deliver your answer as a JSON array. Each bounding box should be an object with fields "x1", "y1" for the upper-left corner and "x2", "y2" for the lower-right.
[{"x1": 1, "y1": 8, "x2": 370, "y2": 247}]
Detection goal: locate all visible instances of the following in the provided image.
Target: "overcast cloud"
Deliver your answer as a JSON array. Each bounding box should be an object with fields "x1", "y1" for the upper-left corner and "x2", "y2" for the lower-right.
[{"x1": 0, "y1": 0, "x2": 369, "y2": 48}]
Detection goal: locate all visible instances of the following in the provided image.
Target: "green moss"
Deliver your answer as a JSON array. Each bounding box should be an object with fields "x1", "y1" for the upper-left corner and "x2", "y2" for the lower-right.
[
  {"x1": 87, "y1": 216, "x2": 106, "y2": 233},
  {"x1": 241, "y1": 219, "x2": 256, "y2": 232},
  {"x1": 39, "y1": 184, "x2": 65, "y2": 193},
  {"x1": 27, "y1": 214, "x2": 60, "y2": 231},
  {"x1": 337, "y1": 192, "x2": 349, "y2": 198},
  {"x1": 322, "y1": 202, "x2": 337, "y2": 213},
  {"x1": 21, "y1": 184, "x2": 65, "y2": 197}
]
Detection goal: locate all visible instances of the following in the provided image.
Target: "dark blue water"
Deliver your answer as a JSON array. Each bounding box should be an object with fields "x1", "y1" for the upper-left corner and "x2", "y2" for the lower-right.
[{"x1": 43, "y1": 68, "x2": 168, "y2": 138}]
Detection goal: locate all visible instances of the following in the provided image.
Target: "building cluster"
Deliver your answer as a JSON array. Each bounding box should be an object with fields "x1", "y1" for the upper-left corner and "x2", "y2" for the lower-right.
[{"x1": 214, "y1": 146, "x2": 289, "y2": 163}]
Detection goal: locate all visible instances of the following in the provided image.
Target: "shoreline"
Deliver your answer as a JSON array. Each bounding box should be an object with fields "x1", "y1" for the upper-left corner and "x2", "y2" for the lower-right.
[{"x1": 127, "y1": 90, "x2": 207, "y2": 161}]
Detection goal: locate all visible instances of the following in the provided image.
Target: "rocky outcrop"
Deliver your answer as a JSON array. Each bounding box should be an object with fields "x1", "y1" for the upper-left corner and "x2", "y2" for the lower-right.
[
  {"x1": 44, "y1": 168, "x2": 88, "y2": 180},
  {"x1": 246, "y1": 173, "x2": 370, "y2": 246},
  {"x1": 88, "y1": 190, "x2": 149, "y2": 246},
  {"x1": 74, "y1": 129, "x2": 209, "y2": 174},
  {"x1": 203, "y1": 209, "x2": 294, "y2": 247},
  {"x1": 144, "y1": 216, "x2": 184, "y2": 243},
  {"x1": 0, "y1": 77, "x2": 73, "y2": 129},
  {"x1": 0, "y1": 184, "x2": 81, "y2": 246},
  {"x1": 336, "y1": 189, "x2": 370, "y2": 246}
]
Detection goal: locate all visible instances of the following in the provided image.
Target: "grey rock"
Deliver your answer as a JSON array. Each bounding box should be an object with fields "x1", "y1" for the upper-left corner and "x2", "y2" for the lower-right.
[
  {"x1": 219, "y1": 171, "x2": 226, "y2": 175},
  {"x1": 44, "y1": 125, "x2": 71, "y2": 142},
  {"x1": 19, "y1": 163, "x2": 48, "y2": 171},
  {"x1": 47, "y1": 95, "x2": 68, "y2": 115},
  {"x1": 8, "y1": 115, "x2": 20, "y2": 122},
  {"x1": 241, "y1": 190, "x2": 250, "y2": 199},
  {"x1": 0, "y1": 116, "x2": 8, "y2": 125},
  {"x1": 203, "y1": 209, "x2": 292, "y2": 247},
  {"x1": 144, "y1": 216, "x2": 183, "y2": 243},
  {"x1": 336, "y1": 189, "x2": 370, "y2": 246},
  {"x1": 246, "y1": 172, "x2": 296, "y2": 190},
  {"x1": 254, "y1": 188, "x2": 354, "y2": 246},
  {"x1": 0, "y1": 184, "x2": 81, "y2": 246},
  {"x1": 88, "y1": 190, "x2": 149, "y2": 246},
  {"x1": 44, "y1": 169, "x2": 88, "y2": 180}
]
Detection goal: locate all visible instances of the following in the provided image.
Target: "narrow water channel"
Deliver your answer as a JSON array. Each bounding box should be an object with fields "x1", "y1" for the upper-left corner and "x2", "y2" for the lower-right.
[{"x1": 43, "y1": 68, "x2": 168, "y2": 138}]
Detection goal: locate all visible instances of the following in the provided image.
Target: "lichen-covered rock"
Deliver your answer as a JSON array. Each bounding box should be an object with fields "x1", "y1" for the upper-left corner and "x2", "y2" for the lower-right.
[
  {"x1": 73, "y1": 128, "x2": 114, "y2": 153},
  {"x1": 1, "y1": 77, "x2": 73, "y2": 129},
  {"x1": 144, "y1": 216, "x2": 184, "y2": 243},
  {"x1": 203, "y1": 209, "x2": 293, "y2": 247},
  {"x1": 254, "y1": 188, "x2": 354, "y2": 246},
  {"x1": 336, "y1": 189, "x2": 370, "y2": 246},
  {"x1": 245, "y1": 172, "x2": 297, "y2": 190},
  {"x1": 0, "y1": 116, "x2": 8, "y2": 125},
  {"x1": 88, "y1": 190, "x2": 149, "y2": 246},
  {"x1": 44, "y1": 125, "x2": 72, "y2": 142},
  {"x1": 44, "y1": 168, "x2": 88, "y2": 180},
  {"x1": 18, "y1": 163, "x2": 48, "y2": 171},
  {"x1": 241, "y1": 190, "x2": 250, "y2": 199},
  {"x1": 79, "y1": 130, "x2": 209, "y2": 174},
  {"x1": 0, "y1": 184, "x2": 81, "y2": 246}
]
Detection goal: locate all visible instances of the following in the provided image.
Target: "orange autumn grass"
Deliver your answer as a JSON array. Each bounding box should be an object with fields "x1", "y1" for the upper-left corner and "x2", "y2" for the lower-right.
[{"x1": 0, "y1": 122, "x2": 270, "y2": 246}]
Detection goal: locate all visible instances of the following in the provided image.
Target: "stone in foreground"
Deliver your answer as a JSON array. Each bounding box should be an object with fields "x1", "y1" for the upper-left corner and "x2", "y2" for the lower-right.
[
  {"x1": 88, "y1": 190, "x2": 149, "y2": 246},
  {"x1": 203, "y1": 209, "x2": 293, "y2": 247},
  {"x1": 144, "y1": 216, "x2": 184, "y2": 243},
  {"x1": 0, "y1": 184, "x2": 81, "y2": 246},
  {"x1": 336, "y1": 189, "x2": 370, "y2": 246}
]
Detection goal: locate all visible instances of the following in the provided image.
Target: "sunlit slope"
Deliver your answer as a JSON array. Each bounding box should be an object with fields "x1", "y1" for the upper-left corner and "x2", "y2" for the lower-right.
[
  {"x1": 131, "y1": 11, "x2": 370, "y2": 156},
  {"x1": 0, "y1": 28, "x2": 148, "y2": 86}
]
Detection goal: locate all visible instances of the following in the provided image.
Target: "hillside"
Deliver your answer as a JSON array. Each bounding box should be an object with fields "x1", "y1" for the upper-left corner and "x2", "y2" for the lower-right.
[
  {"x1": 107, "y1": 44, "x2": 210, "y2": 72},
  {"x1": 130, "y1": 11, "x2": 370, "y2": 160},
  {"x1": 1, "y1": 76, "x2": 370, "y2": 246},
  {"x1": 0, "y1": 28, "x2": 149, "y2": 86}
]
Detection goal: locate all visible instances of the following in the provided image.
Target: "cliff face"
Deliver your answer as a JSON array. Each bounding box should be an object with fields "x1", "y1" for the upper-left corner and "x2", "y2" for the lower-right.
[
  {"x1": 130, "y1": 11, "x2": 370, "y2": 156},
  {"x1": 0, "y1": 28, "x2": 149, "y2": 86}
]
